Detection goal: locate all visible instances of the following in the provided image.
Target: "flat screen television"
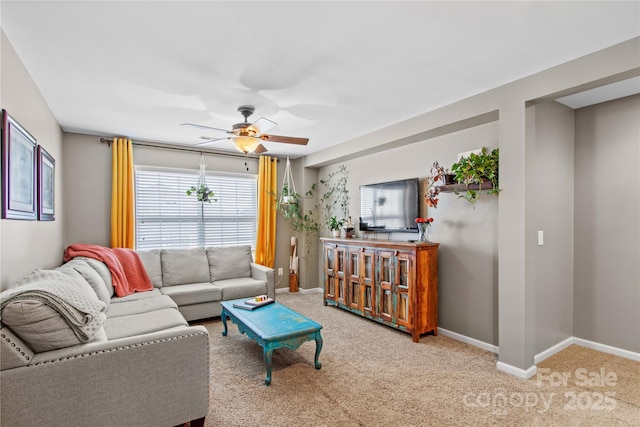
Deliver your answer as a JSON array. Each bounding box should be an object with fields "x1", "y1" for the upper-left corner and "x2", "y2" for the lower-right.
[{"x1": 359, "y1": 178, "x2": 419, "y2": 233}]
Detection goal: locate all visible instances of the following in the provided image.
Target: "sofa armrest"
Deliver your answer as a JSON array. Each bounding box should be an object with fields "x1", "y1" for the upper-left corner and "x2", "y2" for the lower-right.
[
  {"x1": 250, "y1": 262, "x2": 275, "y2": 300},
  {"x1": 1, "y1": 326, "x2": 210, "y2": 427}
]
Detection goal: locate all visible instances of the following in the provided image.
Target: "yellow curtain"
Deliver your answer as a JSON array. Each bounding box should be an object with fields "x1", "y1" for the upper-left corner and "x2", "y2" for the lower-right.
[
  {"x1": 255, "y1": 156, "x2": 277, "y2": 267},
  {"x1": 110, "y1": 137, "x2": 135, "y2": 249}
]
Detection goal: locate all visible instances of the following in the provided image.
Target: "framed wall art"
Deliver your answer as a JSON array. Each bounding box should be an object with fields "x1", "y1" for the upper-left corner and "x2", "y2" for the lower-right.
[
  {"x1": 37, "y1": 145, "x2": 55, "y2": 221},
  {"x1": 1, "y1": 109, "x2": 37, "y2": 220}
]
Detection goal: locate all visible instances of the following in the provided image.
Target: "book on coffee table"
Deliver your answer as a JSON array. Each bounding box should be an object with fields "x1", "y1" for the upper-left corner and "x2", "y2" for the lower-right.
[
  {"x1": 233, "y1": 296, "x2": 274, "y2": 311},
  {"x1": 245, "y1": 295, "x2": 274, "y2": 307}
]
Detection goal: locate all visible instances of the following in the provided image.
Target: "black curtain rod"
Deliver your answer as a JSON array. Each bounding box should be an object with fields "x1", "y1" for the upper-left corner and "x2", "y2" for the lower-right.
[{"x1": 99, "y1": 137, "x2": 271, "y2": 161}]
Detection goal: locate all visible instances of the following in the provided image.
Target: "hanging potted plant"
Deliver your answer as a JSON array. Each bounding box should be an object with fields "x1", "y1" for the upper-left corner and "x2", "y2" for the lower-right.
[
  {"x1": 275, "y1": 158, "x2": 319, "y2": 234},
  {"x1": 186, "y1": 183, "x2": 217, "y2": 203},
  {"x1": 450, "y1": 146, "x2": 500, "y2": 205}
]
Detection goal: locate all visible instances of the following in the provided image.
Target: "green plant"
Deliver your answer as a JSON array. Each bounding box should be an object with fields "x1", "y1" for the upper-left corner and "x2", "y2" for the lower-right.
[
  {"x1": 315, "y1": 165, "x2": 350, "y2": 231},
  {"x1": 327, "y1": 216, "x2": 345, "y2": 231},
  {"x1": 273, "y1": 163, "x2": 349, "y2": 254},
  {"x1": 186, "y1": 183, "x2": 217, "y2": 203},
  {"x1": 450, "y1": 146, "x2": 500, "y2": 205},
  {"x1": 274, "y1": 183, "x2": 319, "y2": 233}
]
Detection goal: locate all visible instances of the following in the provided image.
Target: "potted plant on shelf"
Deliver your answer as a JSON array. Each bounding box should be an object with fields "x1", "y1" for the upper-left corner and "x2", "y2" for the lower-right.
[
  {"x1": 328, "y1": 216, "x2": 345, "y2": 237},
  {"x1": 450, "y1": 146, "x2": 500, "y2": 206},
  {"x1": 186, "y1": 183, "x2": 217, "y2": 203}
]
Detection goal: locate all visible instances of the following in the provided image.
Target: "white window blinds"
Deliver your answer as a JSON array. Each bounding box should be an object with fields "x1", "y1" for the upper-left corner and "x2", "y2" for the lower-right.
[{"x1": 135, "y1": 167, "x2": 257, "y2": 250}]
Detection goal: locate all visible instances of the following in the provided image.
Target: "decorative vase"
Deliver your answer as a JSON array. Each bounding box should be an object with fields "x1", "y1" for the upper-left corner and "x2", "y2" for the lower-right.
[{"x1": 417, "y1": 223, "x2": 430, "y2": 242}]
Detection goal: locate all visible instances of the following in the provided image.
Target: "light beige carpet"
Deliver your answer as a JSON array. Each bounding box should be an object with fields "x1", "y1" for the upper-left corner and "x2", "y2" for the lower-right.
[{"x1": 192, "y1": 292, "x2": 639, "y2": 426}]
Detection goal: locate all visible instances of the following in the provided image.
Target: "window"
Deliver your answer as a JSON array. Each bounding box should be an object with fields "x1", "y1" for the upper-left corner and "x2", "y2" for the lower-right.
[{"x1": 135, "y1": 167, "x2": 257, "y2": 250}]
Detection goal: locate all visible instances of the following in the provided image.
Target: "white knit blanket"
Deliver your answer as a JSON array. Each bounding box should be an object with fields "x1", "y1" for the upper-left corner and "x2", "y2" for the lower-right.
[{"x1": 0, "y1": 269, "x2": 106, "y2": 342}]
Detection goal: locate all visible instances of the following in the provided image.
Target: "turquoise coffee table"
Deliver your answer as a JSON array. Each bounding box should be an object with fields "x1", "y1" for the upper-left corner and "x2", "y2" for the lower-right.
[{"x1": 220, "y1": 299, "x2": 323, "y2": 385}]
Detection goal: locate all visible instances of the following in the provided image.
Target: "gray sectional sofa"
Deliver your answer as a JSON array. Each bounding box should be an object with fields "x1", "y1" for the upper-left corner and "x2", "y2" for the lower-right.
[
  {"x1": 138, "y1": 246, "x2": 275, "y2": 321},
  {"x1": 0, "y1": 245, "x2": 275, "y2": 427}
]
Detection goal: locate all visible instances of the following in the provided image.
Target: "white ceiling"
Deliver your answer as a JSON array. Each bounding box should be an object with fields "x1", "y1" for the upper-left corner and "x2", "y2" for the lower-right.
[
  {"x1": 555, "y1": 76, "x2": 640, "y2": 109},
  {"x1": 2, "y1": 1, "x2": 639, "y2": 158}
]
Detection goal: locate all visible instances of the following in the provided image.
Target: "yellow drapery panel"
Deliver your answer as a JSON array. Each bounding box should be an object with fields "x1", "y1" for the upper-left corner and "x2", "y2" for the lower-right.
[
  {"x1": 110, "y1": 138, "x2": 135, "y2": 249},
  {"x1": 255, "y1": 156, "x2": 277, "y2": 267}
]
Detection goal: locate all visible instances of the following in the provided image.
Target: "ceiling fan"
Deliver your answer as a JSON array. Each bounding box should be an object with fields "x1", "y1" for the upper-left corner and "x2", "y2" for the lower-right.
[{"x1": 181, "y1": 105, "x2": 309, "y2": 154}]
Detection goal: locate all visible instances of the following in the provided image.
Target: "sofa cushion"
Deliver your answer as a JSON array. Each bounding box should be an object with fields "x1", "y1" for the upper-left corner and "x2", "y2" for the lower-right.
[
  {"x1": 106, "y1": 295, "x2": 178, "y2": 318},
  {"x1": 137, "y1": 249, "x2": 163, "y2": 288},
  {"x1": 207, "y1": 246, "x2": 252, "y2": 281},
  {"x1": 160, "y1": 283, "x2": 222, "y2": 307},
  {"x1": 104, "y1": 308, "x2": 188, "y2": 340},
  {"x1": 1, "y1": 300, "x2": 82, "y2": 353},
  {"x1": 110, "y1": 288, "x2": 163, "y2": 303},
  {"x1": 58, "y1": 259, "x2": 111, "y2": 306},
  {"x1": 77, "y1": 257, "x2": 114, "y2": 298},
  {"x1": 161, "y1": 248, "x2": 209, "y2": 286},
  {"x1": 0, "y1": 269, "x2": 106, "y2": 353},
  {"x1": 213, "y1": 277, "x2": 268, "y2": 301}
]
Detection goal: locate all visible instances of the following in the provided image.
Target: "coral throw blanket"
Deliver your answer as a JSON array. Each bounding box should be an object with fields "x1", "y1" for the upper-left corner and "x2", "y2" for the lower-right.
[{"x1": 64, "y1": 244, "x2": 153, "y2": 297}]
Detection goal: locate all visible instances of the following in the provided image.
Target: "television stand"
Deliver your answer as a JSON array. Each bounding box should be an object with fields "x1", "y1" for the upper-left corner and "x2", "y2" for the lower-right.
[{"x1": 321, "y1": 237, "x2": 439, "y2": 342}]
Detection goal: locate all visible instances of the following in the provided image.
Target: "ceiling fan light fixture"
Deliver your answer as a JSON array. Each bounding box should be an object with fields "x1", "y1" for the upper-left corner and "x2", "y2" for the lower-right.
[{"x1": 232, "y1": 136, "x2": 260, "y2": 154}]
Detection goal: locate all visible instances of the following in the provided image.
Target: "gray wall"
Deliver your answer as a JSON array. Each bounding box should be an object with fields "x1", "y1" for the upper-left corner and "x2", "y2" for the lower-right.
[
  {"x1": 63, "y1": 132, "x2": 300, "y2": 291},
  {"x1": 531, "y1": 101, "x2": 575, "y2": 354},
  {"x1": 0, "y1": 30, "x2": 65, "y2": 289},
  {"x1": 318, "y1": 122, "x2": 500, "y2": 345},
  {"x1": 62, "y1": 133, "x2": 111, "y2": 247},
  {"x1": 307, "y1": 38, "x2": 639, "y2": 371},
  {"x1": 574, "y1": 94, "x2": 640, "y2": 352},
  {"x1": 62, "y1": 133, "x2": 264, "y2": 246}
]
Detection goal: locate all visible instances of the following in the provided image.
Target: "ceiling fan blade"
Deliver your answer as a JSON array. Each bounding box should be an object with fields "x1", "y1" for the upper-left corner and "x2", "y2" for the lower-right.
[
  {"x1": 247, "y1": 117, "x2": 277, "y2": 135},
  {"x1": 194, "y1": 137, "x2": 228, "y2": 146},
  {"x1": 260, "y1": 134, "x2": 309, "y2": 145},
  {"x1": 253, "y1": 144, "x2": 268, "y2": 154},
  {"x1": 181, "y1": 122, "x2": 231, "y2": 135}
]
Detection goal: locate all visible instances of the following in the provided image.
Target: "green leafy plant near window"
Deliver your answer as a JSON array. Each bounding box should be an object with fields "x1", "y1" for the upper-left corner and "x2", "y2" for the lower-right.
[
  {"x1": 274, "y1": 183, "x2": 319, "y2": 233},
  {"x1": 274, "y1": 164, "x2": 350, "y2": 238},
  {"x1": 315, "y1": 165, "x2": 350, "y2": 232},
  {"x1": 186, "y1": 183, "x2": 217, "y2": 203},
  {"x1": 450, "y1": 147, "x2": 500, "y2": 205},
  {"x1": 327, "y1": 216, "x2": 345, "y2": 232}
]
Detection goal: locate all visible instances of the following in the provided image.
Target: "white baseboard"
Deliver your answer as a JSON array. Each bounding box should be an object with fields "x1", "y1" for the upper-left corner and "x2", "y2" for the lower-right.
[
  {"x1": 282, "y1": 292, "x2": 640, "y2": 369},
  {"x1": 573, "y1": 337, "x2": 640, "y2": 362},
  {"x1": 436, "y1": 330, "x2": 638, "y2": 379},
  {"x1": 534, "y1": 336, "x2": 640, "y2": 364},
  {"x1": 534, "y1": 337, "x2": 574, "y2": 364},
  {"x1": 438, "y1": 327, "x2": 499, "y2": 354},
  {"x1": 496, "y1": 361, "x2": 538, "y2": 379}
]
